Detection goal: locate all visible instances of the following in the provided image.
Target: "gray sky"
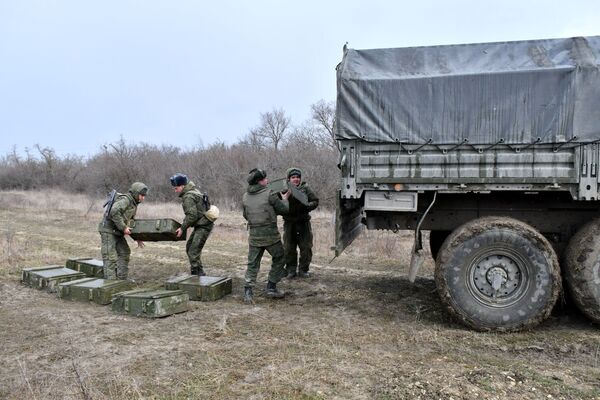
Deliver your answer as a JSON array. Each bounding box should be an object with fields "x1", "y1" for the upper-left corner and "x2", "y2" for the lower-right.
[{"x1": 1, "y1": 0, "x2": 599, "y2": 156}]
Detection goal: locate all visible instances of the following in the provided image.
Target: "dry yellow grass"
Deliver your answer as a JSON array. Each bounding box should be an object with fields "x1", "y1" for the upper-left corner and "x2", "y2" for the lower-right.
[{"x1": 1, "y1": 189, "x2": 600, "y2": 400}]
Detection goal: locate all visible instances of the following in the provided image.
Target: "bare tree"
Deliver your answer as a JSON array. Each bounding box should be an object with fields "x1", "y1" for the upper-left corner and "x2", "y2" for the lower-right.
[
  {"x1": 252, "y1": 108, "x2": 291, "y2": 151},
  {"x1": 310, "y1": 100, "x2": 338, "y2": 151},
  {"x1": 239, "y1": 129, "x2": 267, "y2": 150},
  {"x1": 35, "y1": 144, "x2": 57, "y2": 185}
]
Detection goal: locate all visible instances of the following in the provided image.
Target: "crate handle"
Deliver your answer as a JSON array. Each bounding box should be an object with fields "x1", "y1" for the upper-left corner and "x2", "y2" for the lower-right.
[{"x1": 155, "y1": 220, "x2": 160, "y2": 230}]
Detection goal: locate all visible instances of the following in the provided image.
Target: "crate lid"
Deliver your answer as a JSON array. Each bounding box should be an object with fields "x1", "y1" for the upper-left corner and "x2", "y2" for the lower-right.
[
  {"x1": 22, "y1": 265, "x2": 63, "y2": 272},
  {"x1": 58, "y1": 277, "x2": 98, "y2": 287},
  {"x1": 114, "y1": 288, "x2": 185, "y2": 299},
  {"x1": 31, "y1": 268, "x2": 83, "y2": 278}
]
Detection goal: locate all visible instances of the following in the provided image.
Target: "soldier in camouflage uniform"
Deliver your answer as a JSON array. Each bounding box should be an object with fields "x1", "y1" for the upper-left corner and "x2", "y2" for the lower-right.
[
  {"x1": 242, "y1": 168, "x2": 290, "y2": 303},
  {"x1": 283, "y1": 168, "x2": 319, "y2": 278},
  {"x1": 171, "y1": 173, "x2": 214, "y2": 276},
  {"x1": 98, "y1": 182, "x2": 148, "y2": 280}
]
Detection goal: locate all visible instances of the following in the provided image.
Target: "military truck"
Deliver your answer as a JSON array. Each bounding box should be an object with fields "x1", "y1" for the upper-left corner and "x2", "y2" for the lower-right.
[{"x1": 334, "y1": 36, "x2": 600, "y2": 331}]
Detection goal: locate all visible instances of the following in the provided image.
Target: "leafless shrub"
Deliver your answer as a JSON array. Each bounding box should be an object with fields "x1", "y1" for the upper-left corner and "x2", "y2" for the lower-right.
[{"x1": 0, "y1": 100, "x2": 339, "y2": 209}]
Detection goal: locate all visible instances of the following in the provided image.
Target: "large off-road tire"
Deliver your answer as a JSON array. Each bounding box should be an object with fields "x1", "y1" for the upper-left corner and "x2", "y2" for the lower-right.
[
  {"x1": 429, "y1": 230, "x2": 451, "y2": 261},
  {"x1": 564, "y1": 218, "x2": 600, "y2": 323},
  {"x1": 435, "y1": 217, "x2": 561, "y2": 332}
]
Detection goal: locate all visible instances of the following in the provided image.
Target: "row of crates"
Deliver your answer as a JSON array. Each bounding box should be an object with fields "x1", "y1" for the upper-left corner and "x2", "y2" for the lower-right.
[{"x1": 21, "y1": 258, "x2": 232, "y2": 318}]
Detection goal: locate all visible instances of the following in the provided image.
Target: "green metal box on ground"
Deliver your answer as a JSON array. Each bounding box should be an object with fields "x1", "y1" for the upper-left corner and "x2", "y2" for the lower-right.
[
  {"x1": 22, "y1": 266, "x2": 86, "y2": 292},
  {"x1": 57, "y1": 278, "x2": 132, "y2": 305},
  {"x1": 129, "y1": 219, "x2": 186, "y2": 241},
  {"x1": 65, "y1": 258, "x2": 104, "y2": 278},
  {"x1": 165, "y1": 275, "x2": 232, "y2": 301},
  {"x1": 111, "y1": 289, "x2": 189, "y2": 317}
]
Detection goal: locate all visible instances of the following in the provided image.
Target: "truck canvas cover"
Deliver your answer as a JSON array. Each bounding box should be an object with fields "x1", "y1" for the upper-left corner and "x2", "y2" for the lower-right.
[{"x1": 336, "y1": 36, "x2": 600, "y2": 145}]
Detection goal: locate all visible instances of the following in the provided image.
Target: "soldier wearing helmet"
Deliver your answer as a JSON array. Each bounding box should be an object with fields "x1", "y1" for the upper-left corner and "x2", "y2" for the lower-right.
[
  {"x1": 170, "y1": 173, "x2": 214, "y2": 276},
  {"x1": 98, "y1": 182, "x2": 148, "y2": 280}
]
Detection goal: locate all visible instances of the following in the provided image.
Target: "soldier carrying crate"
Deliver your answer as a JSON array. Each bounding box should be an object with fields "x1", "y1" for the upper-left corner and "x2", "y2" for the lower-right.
[{"x1": 98, "y1": 182, "x2": 148, "y2": 280}]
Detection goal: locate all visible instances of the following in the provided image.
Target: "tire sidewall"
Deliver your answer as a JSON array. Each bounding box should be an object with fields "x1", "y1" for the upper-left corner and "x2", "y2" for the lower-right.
[
  {"x1": 564, "y1": 218, "x2": 600, "y2": 322},
  {"x1": 436, "y1": 218, "x2": 560, "y2": 331}
]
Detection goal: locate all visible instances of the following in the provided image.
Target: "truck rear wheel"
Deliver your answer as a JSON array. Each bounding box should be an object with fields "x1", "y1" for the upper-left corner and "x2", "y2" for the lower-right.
[
  {"x1": 429, "y1": 230, "x2": 451, "y2": 261},
  {"x1": 435, "y1": 217, "x2": 561, "y2": 332},
  {"x1": 564, "y1": 218, "x2": 600, "y2": 323}
]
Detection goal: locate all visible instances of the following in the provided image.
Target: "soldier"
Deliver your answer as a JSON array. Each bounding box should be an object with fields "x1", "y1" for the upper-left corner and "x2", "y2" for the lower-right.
[
  {"x1": 98, "y1": 182, "x2": 148, "y2": 280},
  {"x1": 283, "y1": 167, "x2": 319, "y2": 278},
  {"x1": 170, "y1": 173, "x2": 214, "y2": 276},
  {"x1": 242, "y1": 168, "x2": 290, "y2": 303}
]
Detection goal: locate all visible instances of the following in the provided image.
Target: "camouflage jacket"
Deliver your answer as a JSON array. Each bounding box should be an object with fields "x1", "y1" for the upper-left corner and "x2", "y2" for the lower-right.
[
  {"x1": 242, "y1": 184, "x2": 289, "y2": 247},
  {"x1": 283, "y1": 181, "x2": 319, "y2": 222},
  {"x1": 179, "y1": 181, "x2": 213, "y2": 231},
  {"x1": 98, "y1": 193, "x2": 138, "y2": 235}
]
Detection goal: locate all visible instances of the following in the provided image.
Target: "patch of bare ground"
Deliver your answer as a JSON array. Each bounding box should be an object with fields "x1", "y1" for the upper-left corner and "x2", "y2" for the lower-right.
[{"x1": 1, "y1": 190, "x2": 600, "y2": 399}]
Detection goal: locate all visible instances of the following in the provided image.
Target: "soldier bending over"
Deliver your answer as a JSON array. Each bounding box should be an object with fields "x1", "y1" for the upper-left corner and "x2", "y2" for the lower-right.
[{"x1": 98, "y1": 182, "x2": 147, "y2": 280}]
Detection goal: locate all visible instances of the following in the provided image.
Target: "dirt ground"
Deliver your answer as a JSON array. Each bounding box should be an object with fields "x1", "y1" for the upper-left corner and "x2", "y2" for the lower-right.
[{"x1": 1, "y1": 190, "x2": 600, "y2": 400}]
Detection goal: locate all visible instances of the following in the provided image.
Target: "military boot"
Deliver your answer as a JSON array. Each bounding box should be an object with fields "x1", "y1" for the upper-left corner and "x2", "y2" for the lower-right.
[
  {"x1": 244, "y1": 287, "x2": 253, "y2": 304},
  {"x1": 298, "y1": 270, "x2": 311, "y2": 278},
  {"x1": 286, "y1": 268, "x2": 297, "y2": 279},
  {"x1": 265, "y1": 281, "x2": 285, "y2": 299},
  {"x1": 191, "y1": 267, "x2": 206, "y2": 277}
]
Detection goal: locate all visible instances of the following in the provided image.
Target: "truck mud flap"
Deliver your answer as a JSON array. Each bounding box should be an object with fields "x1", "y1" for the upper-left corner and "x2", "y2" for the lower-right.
[{"x1": 334, "y1": 191, "x2": 364, "y2": 257}]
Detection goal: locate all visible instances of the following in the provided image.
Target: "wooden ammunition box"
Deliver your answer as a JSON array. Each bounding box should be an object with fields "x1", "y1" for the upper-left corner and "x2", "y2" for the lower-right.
[
  {"x1": 22, "y1": 266, "x2": 86, "y2": 292},
  {"x1": 165, "y1": 275, "x2": 232, "y2": 301},
  {"x1": 129, "y1": 219, "x2": 186, "y2": 241},
  {"x1": 65, "y1": 258, "x2": 104, "y2": 278},
  {"x1": 58, "y1": 278, "x2": 132, "y2": 305},
  {"x1": 111, "y1": 289, "x2": 189, "y2": 317}
]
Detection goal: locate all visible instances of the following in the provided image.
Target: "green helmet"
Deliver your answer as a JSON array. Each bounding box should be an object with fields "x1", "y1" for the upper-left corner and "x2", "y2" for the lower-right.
[{"x1": 129, "y1": 182, "x2": 148, "y2": 199}]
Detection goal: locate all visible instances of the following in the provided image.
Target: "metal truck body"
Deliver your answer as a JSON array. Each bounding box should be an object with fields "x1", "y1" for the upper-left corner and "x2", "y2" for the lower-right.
[{"x1": 334, "y1": 36, "x2": 600, "y2": 331}]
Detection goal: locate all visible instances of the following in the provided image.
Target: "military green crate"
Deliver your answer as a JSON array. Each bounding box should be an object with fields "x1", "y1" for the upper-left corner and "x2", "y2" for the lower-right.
[
  {"x1": 58, "y1": 278, "x2": 132, "y2": 305},
  {"x1": 165, "y1": 275, "x2": 232, "y2": 301},
  {"x1": 65, "y1": 258, "x2": 104, "y2": 278},
  {"x1": 22, "y1": 266, "x2": 86, "y2": 292},
  {"x1": 129, "y1": 219, "x2": 186, "y2": 241},
  {"x1": 111, "y1": 289, "x2": 189, "y2": 317},
  {"x1": 268, "y1": 178, "x2": 289, "y2": 193},
  {"x1": 268, "y1": 178, "x2": 309, "y2": 206}
]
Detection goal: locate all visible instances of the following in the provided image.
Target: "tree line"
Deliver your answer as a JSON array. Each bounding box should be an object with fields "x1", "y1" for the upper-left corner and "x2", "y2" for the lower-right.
[{"x1": 0, "y1": 101, "x2": 339, "y2": 209}]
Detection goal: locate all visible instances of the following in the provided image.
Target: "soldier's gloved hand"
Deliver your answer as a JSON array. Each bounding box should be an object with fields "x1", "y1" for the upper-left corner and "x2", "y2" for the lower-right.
[
  {"x1": 124, "y1": 227, "x2": 132, "y2": 235},
  {"x1": 176, "y1": 228, "x2": 183, "y2": 238},
  {"x1": 136, "y1": 240, "x2": 145, "y2": 248}
]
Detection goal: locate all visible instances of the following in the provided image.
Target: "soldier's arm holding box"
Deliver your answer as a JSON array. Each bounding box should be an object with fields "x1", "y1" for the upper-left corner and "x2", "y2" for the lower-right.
[
  {"x1": 109, "y1": 198, "x2": 129, "y2": 234},
  {"x1": 270, "y1": 190, "x2": 290, "y2": 215},
  {"x1": 177, "y1": 195, "x2": 200, "y2": 238},
  {"x1": 306, "y1": 186, "x2": 319, "y2": 212}
]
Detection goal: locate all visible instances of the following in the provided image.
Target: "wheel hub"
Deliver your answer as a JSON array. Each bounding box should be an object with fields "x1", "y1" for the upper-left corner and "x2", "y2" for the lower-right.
[{"x1": 471, "y1": 254, "x2": 524, "y2": 305}]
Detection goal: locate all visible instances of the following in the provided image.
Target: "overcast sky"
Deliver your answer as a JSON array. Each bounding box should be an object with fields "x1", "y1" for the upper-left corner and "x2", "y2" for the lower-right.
[{"x1": 1, "y1": 0, "x2": 599, "y2": 156}]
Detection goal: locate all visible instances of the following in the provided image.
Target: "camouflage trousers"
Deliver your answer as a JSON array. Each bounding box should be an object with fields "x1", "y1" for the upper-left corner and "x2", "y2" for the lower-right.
[
  {"x1": 283, "y1": 219, "x2": 313, "y2": 274},
  {"x1": 244, "y1": 241, "x2": 285, "y2": 288},
  {"x1": 100, "y1": 232, "x2": 131, "y2": 280},
  {"x1": 186, "y1": 226, "x2": 212, "y2": 275}
]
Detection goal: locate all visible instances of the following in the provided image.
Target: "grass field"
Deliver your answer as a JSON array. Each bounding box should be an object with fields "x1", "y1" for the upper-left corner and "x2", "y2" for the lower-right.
[{"x1": 1, "y1": 189, "x2": 600, "y2": 399}]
